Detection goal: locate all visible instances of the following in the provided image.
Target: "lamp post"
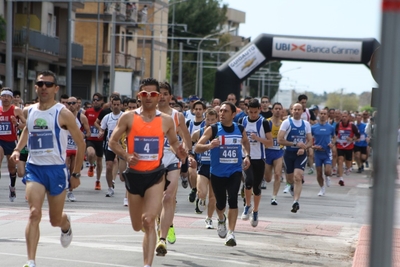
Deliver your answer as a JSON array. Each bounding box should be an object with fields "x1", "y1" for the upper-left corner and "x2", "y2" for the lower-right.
[{"x1": 216, "y1": 37, "x2": 249, "y2": 66}]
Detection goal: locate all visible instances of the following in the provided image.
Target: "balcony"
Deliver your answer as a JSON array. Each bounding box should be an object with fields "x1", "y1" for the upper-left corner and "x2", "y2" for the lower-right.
[
  {"x1": 13, "y1": 28, "x2": 59, "y2": 55},
  {"x1": 59, "y1": 42, "x2": 84, "y2": 60},
  {"x1": 104, "y1": 2, "x2": 137, "y2": 23},
  {"x1": 103, "y1": 52, "x2": 141, "y2": 71}
]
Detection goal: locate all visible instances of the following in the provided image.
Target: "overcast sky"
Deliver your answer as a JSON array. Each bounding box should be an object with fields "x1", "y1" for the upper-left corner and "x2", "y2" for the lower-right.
[{"x1": 223, "y1": 0, "x2": 382, "y2": 95}]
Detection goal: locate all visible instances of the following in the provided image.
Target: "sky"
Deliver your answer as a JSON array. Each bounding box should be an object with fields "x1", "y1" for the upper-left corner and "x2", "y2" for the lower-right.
[{"x1": 222, "y1": 0, "x2": 382, "y2": 95}]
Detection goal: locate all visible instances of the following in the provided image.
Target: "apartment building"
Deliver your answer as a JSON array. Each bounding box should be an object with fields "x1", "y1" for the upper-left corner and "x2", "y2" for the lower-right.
[{"x1": 0, "y1": 0, "x2": 84, "y2": 101}]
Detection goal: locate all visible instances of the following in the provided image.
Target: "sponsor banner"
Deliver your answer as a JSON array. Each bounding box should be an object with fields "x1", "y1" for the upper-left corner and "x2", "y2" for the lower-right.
[
  {"x1": 272, "y1": 37, "x2": 362, "y2": 62},
  {"x1": 229, "y1": 44, "x2": 266, "y2": 79}
]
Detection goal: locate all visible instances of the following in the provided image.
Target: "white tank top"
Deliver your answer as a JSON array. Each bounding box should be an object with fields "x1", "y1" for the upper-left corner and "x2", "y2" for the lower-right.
[
  {"x1": 27, "y1": 103, "x2": 68, "y2": 165},
  {"x1": 67, "y1": 117, "x2": 82, "y2": 151}
]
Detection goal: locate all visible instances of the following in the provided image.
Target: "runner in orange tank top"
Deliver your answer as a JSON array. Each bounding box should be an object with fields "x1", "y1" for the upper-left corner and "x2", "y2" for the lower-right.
[{"x1": 108, "y1": 78, "x2": 187, "y2": 267}]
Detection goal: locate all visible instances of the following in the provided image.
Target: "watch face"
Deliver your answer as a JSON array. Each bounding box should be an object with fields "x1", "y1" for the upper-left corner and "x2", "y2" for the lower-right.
[{"x1": 73, "y1": 173, "x2": 81, "y2": 178}]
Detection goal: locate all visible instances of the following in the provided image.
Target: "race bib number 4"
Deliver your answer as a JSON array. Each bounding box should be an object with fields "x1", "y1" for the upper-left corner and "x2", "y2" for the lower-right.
[
  {"x1": 219, "y1": 145, "x2": 239, "y2": 164},
  {"x1": 134, "y1": 136, "x2": 159, "y2": 161}
]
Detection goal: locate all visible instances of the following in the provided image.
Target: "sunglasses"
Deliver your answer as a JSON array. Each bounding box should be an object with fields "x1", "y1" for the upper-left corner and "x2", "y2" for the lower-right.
[
  {"x1": 138, "y1": 91, "x2": 159, "y2": 98},
  {"x1": 92, "y1": 99, "x2": 100, "y2": 102},
  {"x1": 36, "y1": 81, "x2": 56, "y2": 87},
  {"x1": 67, "y1": 102, "x2": 76, "y2": 105},
  {"x1": 169, "y1": 103, "x2": 176, "y2": 106}
]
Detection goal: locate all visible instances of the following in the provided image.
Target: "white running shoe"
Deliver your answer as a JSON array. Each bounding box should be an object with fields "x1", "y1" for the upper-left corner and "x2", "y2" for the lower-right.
[
  {"x1": 198, "y1": 199, "x2": 206, "y2": 213},
  {"x1": 23, "y1": 260, "x2": 36, "y2": 267},
  {"x1": 9, "y1": 185, "x2": 16, "y2": 202},
  {"x1": 250, "y1": 211, "x2": 259, "y2": 227},
  {"x1": 225, "y1": 231, "x2": 237, "y2": 247},
  {"x1": 261, "y1": 180, "x2": 267, "y2": 189},
  {"x1": 217, "y1": 215, "x2": 227, "y2": 238},
  {"x1": 283, "y1": 184, "x2": 291, "y2": 194},
  {"x1": 318, "y1": 187, "x2": 325, "y2": 196},
  {"x1": 67, "y1": 191, "x2": 76, "y2": 202},
  {"x1": 105, "y1": 188, "x2": 114, "y2": 197},
  {"x1": 205, "y1": 218, "x2": 214, "y2": 229},
  {"x1": 60, "y1": 214, "x2": 73, "y2": 248},
  {"x1": 241, "y1": 205, "x2": 251, "y2": 220},
  {"x1": 123, "y1": 197, "x2": 128, "y2": 206},
  {"x1": 325, "y1": 176, "x2": 331, "y2": 187}
]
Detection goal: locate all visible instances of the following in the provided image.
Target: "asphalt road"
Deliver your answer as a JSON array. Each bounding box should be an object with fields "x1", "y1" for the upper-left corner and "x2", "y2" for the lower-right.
[{"x1": 0, "y1": 162, "x2": 390, "y2": 267}]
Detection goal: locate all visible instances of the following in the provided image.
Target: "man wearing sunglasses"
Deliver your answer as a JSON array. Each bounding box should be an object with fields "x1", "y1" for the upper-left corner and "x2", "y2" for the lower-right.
[
  {"x1": 0, "y1": 87, "x2": 26, "y2": 202},
  {"x1": 108, "y1": 78, "x2": 187, "y2": 267},
  {"x1": 85, "y1": 93, "x2": 104, "y2": 189},
  {"x1": 65, "y1": 96, "x2": 90, "y2": 202},
  {"x1": 11, "y1": 70, "x2": 85, "y2": 267},
  {"x1": 156, "y1": 82, "x2": 193, "y2": 254}
]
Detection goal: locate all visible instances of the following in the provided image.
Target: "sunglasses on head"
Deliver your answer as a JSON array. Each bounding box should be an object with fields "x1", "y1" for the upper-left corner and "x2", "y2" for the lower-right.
[
  {"x1": 36, "y1": 81, "x2": 56, "y2": 87},
  {"x1": 138, "y1": 91, "x2": 159, "y2": 98},
  {"x1": 67, "y1": 102, "x2": 76, "y2": 105}
]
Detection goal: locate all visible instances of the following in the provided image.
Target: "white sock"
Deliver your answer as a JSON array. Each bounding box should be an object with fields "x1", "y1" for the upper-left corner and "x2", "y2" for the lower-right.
[{"x1": 339, "y1": 177, "x2": 343, "y2": 181}]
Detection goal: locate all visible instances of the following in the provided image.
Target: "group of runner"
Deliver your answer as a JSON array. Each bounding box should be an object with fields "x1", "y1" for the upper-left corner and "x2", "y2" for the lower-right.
[{"x1": 3, "y1": 72, "x2": 372, "y2": 267}]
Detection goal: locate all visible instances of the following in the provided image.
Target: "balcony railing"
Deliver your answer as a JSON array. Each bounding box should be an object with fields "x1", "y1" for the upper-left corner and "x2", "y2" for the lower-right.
[
  {"x1": 59, "y1": 42, "x2": 84, "y2": 60},
  {"x1": 13, "y1": 28, "x2": 59, "y2": 55},
  {"x1": 104, "y1": 2, "x2": 137, "y2": 22},
  {"x1": 103, "y1": 52, "x2": 141, "y2": 71}
]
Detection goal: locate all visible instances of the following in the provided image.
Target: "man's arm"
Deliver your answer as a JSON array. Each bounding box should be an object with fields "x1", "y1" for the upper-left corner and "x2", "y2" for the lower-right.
[
  {"x1": 94, "y1": 118, "x2": 102, "y2": 131},
  {"x1": 14, "y1": 107, "x2": 26, "y2": 130},
  {"x1": 108, "y1": 112, "x2": 131, "y2": 161},
  {"x1": 164, "y1": 115, "x2": 187, "y2": 161},
  {"x1": 177, "y1": 112, "x2": 192, "y2": 151},
  {"x1": 191, "y1": 129, "x2": 200, "y2": 144},
  {"x1": 80, "y1": 113, "x2": 91, "y2": 138},
  {"x1": 98, "y1": 115, "x2": 108, "y2": 139},
  {"x1": 241, "y1": 128, "x2": 251, "y2": 157},
  {"x1": 194, "y1": 126, "x2": 217, "y2": 153}
]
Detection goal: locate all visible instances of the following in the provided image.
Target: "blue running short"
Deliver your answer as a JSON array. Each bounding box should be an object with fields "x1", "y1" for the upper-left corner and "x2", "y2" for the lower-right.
[
  {"x1": 314, "y1": 151, "x2": 332, "y2": 167},
  {"x1": 265, "y1": 149, "x2": 284, "y2": 165},
  {"x1": 23, "y1": 163, "x2": 69, "y2": 196}
]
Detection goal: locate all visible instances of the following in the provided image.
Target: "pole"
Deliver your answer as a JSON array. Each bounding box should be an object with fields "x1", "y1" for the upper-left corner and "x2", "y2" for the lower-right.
[
  {"x1": 178, "y1": 42, "x2": 183, "y2": 98},
  {"x1": 169, "y1": 3, "x2": 175, "y2": 86},
  {"x1": 66, "y1": 1, "x2": 72, "y2": 96},
  {"x1": 199, "y1": 49, "x2": 203, "y2": 98},
  {"x1": 267, "y1": 64, "x2": 271, "y2": 98},
  {"x1": 24, "y1": 2, "x2": 31, "y2": 102},
  {"x1": 95, "y1": 2, "x2": 100, "y2": 93},
  {"x1": 369, "y1": 1, "x2": 400, "y2": 266},
  {"x1": 6, "y1": 0, "x2": 13, "y2": 88},
  {"x1": 150, "y1": 27, "x2": 154, "y2": 77},
  {"x1": 261, "y1": 75, "x2": 265, "y2": 96},
  {"x1": 110, "y1": 11, "x2": 116, "y2": 93}
]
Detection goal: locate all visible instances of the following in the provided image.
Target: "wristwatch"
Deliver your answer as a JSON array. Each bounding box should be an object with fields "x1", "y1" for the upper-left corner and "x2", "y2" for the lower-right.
[
  {"x1": 293, "y1": 140, "x2": 297, "y2": 147},
  {"x1": 71, "y1": 173, "x2": 81, "y2": 179}
]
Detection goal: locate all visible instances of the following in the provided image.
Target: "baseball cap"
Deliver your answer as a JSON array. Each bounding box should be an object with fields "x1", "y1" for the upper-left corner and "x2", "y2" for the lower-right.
[{"x1": 189, "y1": 95, "x2": 200, "y2": 101}]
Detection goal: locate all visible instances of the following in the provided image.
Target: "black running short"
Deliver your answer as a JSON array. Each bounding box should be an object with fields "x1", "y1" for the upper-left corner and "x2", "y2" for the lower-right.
[{"x1": 123, "y1": 165, "x2": 169, "y2": 197}]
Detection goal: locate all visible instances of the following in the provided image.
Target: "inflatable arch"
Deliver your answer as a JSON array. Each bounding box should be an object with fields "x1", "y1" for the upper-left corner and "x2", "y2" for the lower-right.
[{"x1": 214, "y1": 33, "x2": 380, "y2": 101}]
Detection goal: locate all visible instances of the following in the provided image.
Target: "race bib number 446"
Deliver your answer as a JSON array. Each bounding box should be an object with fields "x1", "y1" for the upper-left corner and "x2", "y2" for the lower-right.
[{"x1": 219, "y1": 145, "x2": 239, "y2": 164}]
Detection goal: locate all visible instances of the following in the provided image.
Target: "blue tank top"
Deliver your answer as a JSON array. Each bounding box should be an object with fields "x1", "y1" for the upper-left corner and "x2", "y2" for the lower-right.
[
  {"x1": 355, "y1": 122, "x2": 368, "y2": 147},
  {"x1": 198, "y1": 127, "x2": 210, "y2": 165},
  {"x1": 286, "y1": 118, "x2": 306, "y2": 152},
  {"x1": 311, "y1": 122, "x2": 335, "y2": 153},
  {"x1": 210, "y1": 122, "x2": 243, "y2": 177}
]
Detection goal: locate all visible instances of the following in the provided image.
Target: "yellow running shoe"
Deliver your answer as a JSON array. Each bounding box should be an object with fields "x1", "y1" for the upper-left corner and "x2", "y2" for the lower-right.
[
  {"x1": 155, "y1": 239, "x2": 167, "y2": 256},
  {"x1": 167, "y1": 226, "x2": 176, "y2": 244}
]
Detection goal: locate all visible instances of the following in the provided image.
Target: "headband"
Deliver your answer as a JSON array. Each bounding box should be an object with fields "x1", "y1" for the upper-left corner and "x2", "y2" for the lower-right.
[{"x1": 1, "y1": 91, "x2": 13, "y2": 97}]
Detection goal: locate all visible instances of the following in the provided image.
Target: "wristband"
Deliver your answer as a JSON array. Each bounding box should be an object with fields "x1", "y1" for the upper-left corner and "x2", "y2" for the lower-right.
[{"x1": 188, "y1": 150, "x2": 196, "y2": 158}]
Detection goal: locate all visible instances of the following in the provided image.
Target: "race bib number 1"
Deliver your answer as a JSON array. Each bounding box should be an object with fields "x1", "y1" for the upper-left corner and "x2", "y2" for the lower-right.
[{"x1": 30, "y1": 131, "x2": 54, "y2": 151}]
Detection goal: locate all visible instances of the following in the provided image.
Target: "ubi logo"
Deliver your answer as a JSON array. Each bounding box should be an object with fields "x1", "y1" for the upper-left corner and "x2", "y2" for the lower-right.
[{"x1": 275, "y1": 43, "x2": 306, "y2": 52}]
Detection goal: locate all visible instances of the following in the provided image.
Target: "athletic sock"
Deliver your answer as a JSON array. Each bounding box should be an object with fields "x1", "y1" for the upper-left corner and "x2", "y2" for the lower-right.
[{"x1": 10, "y1": 173, "x2": 17, "y2": 187}]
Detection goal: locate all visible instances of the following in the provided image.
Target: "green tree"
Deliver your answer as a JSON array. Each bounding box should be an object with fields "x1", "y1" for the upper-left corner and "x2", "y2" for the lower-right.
[
  {"x1": 0, "y1": 15, "x2": 5, "y2": 41},
  {"x1": 325, "y1": 92, "x2": 359, "y2": 111},
  {"x1": 248, "y1": 61, "x2": 282, "y2": 99},
  {"x1": 168, "y1": 0, "x2": 227, "y2": 100}
]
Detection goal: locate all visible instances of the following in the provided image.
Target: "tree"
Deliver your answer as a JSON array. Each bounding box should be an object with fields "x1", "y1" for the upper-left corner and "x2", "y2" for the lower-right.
[
  {"x1": 248, "y1": 61, "x2": 282, "y2": 99},
  {"x1": 325, "y1": 92, "x2": 359, "y2": 111},
  {"x1": 0, "y1": 15, "x2": 5, "y2": 41},
  {"x1": 168, "y1": 0, "x2": 227, "y2": 100}
]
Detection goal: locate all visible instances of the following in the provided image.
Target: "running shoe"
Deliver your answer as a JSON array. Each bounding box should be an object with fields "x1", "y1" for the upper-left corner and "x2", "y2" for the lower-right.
[
  {"x1": 167, "y1": 226, "x2": 176, "y2": 244},
  {"x1": 23, "y1": 260, "x2": 36, "y2": 267},
  {"x1": 95, "y1": 180, "x2": 101, "y2": 190},
  {"x1": 195, "y1": 198, "x2": 203, "y2": 214},
  {"x1": 289, "y1": 184, "x2": 294, "y2": 197},
  {"x1": 325, "y1": 176, "x2": 331, "y2": 187},
  {"x1": 283, "y1": 184, "x2": 291, "y2": 194},
  {"x1": 67, "y1": 191, "x2": 76, "y2": 202},
  {"x1": 88, "y1": 165, "x2": 94, "y2": 177},
  {"x1": 291, "y1": 202, "x2": 300, "y2": 213},
  {"x1": 365, "y1": 161, "x2": 369, "y2": 168},
  {"x1": 308, "y1": 168, "x2": 314, "y2": 175},
  {"x1": 9, "y1": 185, "x2": 16, "y2": 202},
  {"x1": 188, "y1": 188, "x2": 197, "y2": 203},
  {"x1": 345, "y1": 168, "x2": 351, "y2": 176},
  {"x1": 225, "y1": 231, "x2": 237, "y2": 247},
  {"x1": 217, "y1": 214, "x2": 227, "y2": 238},
  {"x1": 250, "y1": 211, "x2": 259, "y2": 227},
  {"x1": 105, "y1": 188, "x2": 114, "y2": 197},
  {"x1": 181, "y1": 176, "x2": 188, "y2": 189},
  {"x1": 241, "y1": 205, "x2": 251, "y2": 220},
  {"x1": 155, "y1": 239, "x2": 167, "y2": 256},
  {"x1": 318, "y1": 187, "x2": 325, "y2": 196},
  {"x1": 271, "y1": 198, "x2": 278, "y2": 205},
  {"x1": 123, "y1": 197, "x2": 128, "y2": 206},
  {"x1": 261, "y1": 180, "x2": 267, "y2": 189},
  {"x1": 205, "y1": 218, "x2": 213, "y2": 229},
  {"x1": 60, "y1": 214, "x2": 73, "y2": 248},
  {"x1": 332, "y1": 167, "x2": 337, "y2": 176},
  {"x1": 198, "y1": 199, "x2": 206, "y2": 212},
  {"x1": 357, "y1": 168, "x2": 362, "y2": 173},
  {"x1": 339, "y1": 179, "x2": 345, "y2": 186}
]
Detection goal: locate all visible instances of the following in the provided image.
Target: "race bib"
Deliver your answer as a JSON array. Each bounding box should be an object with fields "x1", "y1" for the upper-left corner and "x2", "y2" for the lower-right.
[
  {"x1": 67, "y1": 135, "x2": 76, "y2": 150},
  {"x1": 0, "y1": 121, "x2": 12, "y2": 135},
  {"x1": 90, "y1": 126, "x2": 99, "y2": 138},
  {"x1": 219, "y1": 145, "x2": 239, "y2": 164},
  {"x1": 30, "y1": 131, "x2": 54, "y2": 152},
  {"x1": 134, "y1": 136, "x2": 159, "y2": 161},
  {"x1": 201, "y1": 150, "x2": 211, "y2": 162}
]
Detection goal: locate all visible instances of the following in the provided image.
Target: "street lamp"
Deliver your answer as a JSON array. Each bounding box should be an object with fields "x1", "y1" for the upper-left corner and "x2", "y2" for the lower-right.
[{"x1": 216, "y1": 37, "x2": 250, "y2": 66}]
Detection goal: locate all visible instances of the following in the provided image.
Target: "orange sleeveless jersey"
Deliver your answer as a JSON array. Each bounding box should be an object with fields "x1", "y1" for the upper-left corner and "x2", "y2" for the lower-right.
[{"x1": 127, "y1": 111, "x2": 164, "y2": 171}]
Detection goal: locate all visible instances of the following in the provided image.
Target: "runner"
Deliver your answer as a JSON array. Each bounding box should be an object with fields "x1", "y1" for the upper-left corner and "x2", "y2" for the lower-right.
[
  {"x1": 195, "y1": 101, "x2": 251, "y2": 246},
  {"x1": 108, "y1": 77, "x2": 187, "y2": 267}
]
